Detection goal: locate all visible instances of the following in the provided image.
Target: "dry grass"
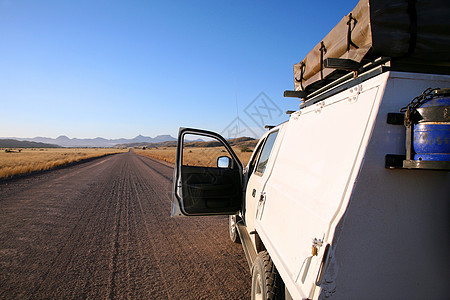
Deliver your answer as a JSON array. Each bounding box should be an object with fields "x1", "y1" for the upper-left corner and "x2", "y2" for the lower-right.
[
  {"x1": 0, "y1": 148, "x2": 127, "y2": 180},
  {"x1": 135, "y1": 145, "x2": 254, "y2": 167},
  {"x1": 134, "y1": 147, "x2": 178, "y2": 164}
]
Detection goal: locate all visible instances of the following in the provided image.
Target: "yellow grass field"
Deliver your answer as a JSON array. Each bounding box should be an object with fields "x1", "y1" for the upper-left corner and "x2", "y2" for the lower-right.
[
  {"x1": 135, "y1": 146, "x2": 254, "y2": 167},
  {"x1": 0, "y1": 148, "x2": 127, "y2": 180}
]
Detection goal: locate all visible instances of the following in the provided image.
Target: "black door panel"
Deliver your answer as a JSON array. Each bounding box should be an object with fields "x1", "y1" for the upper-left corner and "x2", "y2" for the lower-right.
[
  {"x1": 181, "y1": 165, "x2": 242, "y2": 214},
  {"x1": 173, "y1": 128, "x2": 244, "y2": 216}
]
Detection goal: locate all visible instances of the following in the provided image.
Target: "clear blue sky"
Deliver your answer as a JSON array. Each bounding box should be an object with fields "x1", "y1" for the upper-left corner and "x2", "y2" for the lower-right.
[{"x1": 1, "y1": 0, "x2": 356, "y2": 139}]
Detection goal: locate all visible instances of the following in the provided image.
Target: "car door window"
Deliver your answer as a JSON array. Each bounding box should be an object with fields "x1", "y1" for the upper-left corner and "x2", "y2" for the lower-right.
[
  {"x1": 255, "y1": 131, "x2": 278, "y2": 175},
  {"x1": 182, "y1": 134, "x2": 232, "y2": 168},
  {"x1": 247, "y1": 141, "x2": 264, "y2": 176}
]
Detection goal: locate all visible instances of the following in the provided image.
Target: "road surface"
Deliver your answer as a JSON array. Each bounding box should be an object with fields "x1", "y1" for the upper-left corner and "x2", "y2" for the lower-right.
[{"x1": 0, "y1": 151, "x2": 250, "y2": 299}]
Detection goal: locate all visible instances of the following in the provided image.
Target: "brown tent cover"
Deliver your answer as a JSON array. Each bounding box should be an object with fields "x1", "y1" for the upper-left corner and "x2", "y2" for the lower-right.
[{"x1": 294, "y1": 0, "x2": 450, "y2": 92}]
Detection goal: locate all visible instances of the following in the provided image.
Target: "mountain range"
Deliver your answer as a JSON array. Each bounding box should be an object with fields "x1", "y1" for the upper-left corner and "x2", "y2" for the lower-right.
[
  {"x1": 2, "y1": 135, "x2": 177, "y2": 148},
  {"x1": 117, "y1": 137, "x2": 258, "y2": 149}
]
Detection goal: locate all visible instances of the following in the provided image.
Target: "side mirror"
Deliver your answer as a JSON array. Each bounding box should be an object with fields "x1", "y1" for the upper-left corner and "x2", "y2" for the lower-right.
[{"x1": 217, "y1": 156, "x2": 232, "y2": 168}]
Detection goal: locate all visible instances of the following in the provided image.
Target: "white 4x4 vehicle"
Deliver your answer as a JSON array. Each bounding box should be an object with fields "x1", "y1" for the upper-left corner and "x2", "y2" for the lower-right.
[{"x1": 172, "y1": 1, "x2": 449, "y2": 298}]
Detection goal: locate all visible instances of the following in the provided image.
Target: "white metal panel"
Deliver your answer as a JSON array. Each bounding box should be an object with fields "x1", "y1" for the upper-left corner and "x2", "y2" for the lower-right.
[
  {"x1": 245, "y1": 127, "x2": 286, "y2": 245},
  {"x1": 319, "y1": 72, "x2": 450, "y2": 299},
  {"x1": 255, "y1": 73, "x2": 390, "y2": 299}
]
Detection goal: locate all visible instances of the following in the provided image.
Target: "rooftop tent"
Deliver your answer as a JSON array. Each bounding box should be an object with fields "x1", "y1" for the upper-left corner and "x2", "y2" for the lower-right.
[{"x1": 293, "y1": 0, "x2": 450, "y2": 93}]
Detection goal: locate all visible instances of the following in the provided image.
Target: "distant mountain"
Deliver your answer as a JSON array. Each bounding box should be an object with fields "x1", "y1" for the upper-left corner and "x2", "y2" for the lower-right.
[
  {"x1": 1, "y1": 135, "x2": 177, "y2": 148},
  {"x1": 185, "y1": 137, "x2": 258, "y2": 148},
  {"x1": 117, "y1": 140, "x2": 178, "y2": 148},
  {"x1": 0, "y1": 139, "x2": 59, "y2": 148},
  {"x1": 123, "y1": 137, "x2": 258, "y2": 149}
]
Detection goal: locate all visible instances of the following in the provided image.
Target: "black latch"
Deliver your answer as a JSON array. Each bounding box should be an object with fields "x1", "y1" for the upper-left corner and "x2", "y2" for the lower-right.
[
  {"x1": 385, "y1": 155, "x2": 406, "y2": 169},
  {"x1": 284, "y1": 90, "x2": 308, "y2": 98},
  {"x1": 324, "y1": 58, "x2": 361, "y2": 71},
  {"x1": 387, "y1": 113, "x2": 405, "y2": 125}
]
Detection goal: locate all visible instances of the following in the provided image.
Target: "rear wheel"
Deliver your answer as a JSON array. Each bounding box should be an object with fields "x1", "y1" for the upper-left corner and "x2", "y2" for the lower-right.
[
  {"x1": 229, "y1": 215, "x2": 241, "y2": 243},
  {"x1": 251, "y1": 251, "x2": 283, "y2": 300}
]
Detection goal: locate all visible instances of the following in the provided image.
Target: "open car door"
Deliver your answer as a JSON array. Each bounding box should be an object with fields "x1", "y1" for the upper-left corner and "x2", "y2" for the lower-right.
[{"x1": 172, "y1": 128, "x2": 243, "y2": 216}]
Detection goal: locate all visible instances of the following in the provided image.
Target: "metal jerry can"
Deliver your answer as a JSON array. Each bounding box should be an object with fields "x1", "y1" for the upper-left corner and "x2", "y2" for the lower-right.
[
  {"x1": 413, "y1": 89, "x2": 450, "y2": 162},
  {"x1": 386, "y1": 88, "x2": 450, "y2": 171}
]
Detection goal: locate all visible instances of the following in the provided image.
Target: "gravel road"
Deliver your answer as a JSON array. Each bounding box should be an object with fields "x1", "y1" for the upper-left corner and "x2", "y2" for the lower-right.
[{"x1": 0, "y1": 151, "x2": 250, "y2": 299}]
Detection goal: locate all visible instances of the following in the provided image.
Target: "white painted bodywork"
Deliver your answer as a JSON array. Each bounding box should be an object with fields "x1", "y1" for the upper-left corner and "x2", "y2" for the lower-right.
[{"x1": 243, "y1": 72, "x2": 450, "y2": 299}]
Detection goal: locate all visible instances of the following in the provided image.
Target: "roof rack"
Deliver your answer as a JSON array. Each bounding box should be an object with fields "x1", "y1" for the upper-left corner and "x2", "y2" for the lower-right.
[
  {"x1": 284, "y1": 57, "x2": 389, "y2": 108},
  {"x1": 285, "y1": 57, "x2": 450, "y2": 110},
  {"x1": 284, "y1": 0, "x2": 450, "y2": 109}
]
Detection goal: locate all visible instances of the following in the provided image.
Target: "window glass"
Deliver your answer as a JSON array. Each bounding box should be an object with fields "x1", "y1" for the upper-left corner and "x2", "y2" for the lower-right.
[
  {"x1": 182, "y1": 134, "x2": 231, "y2": 167},
  {"x1": 247, "y1": 141, "x2": 263, "y2": 175},
  {"x1": 255, "y1": 131, "x2": 278, "y2": 175}
]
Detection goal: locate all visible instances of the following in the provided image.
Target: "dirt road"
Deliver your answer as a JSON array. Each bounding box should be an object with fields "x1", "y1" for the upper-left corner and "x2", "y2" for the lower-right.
[{"x1": 0, "y1": 151, "x2": 250, "y2": 299}]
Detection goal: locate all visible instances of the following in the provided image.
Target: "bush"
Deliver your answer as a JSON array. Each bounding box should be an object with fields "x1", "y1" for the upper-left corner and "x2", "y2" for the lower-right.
[{"x1": 240, "y1": 147, "x2": 252, "y2": 153}]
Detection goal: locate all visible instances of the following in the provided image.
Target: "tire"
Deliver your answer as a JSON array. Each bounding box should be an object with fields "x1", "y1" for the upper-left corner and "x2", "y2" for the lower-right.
[
  {"x1": 251, "y1": 251, "x2": 284, "y2": 300},
  {"x1": 229, "y1": 215, "x2": 241, "y2": 244}
]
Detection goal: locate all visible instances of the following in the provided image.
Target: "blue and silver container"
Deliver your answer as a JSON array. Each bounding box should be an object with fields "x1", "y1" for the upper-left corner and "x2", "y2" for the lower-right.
[{"x1": 413, "y1": 89, "x2": 450, "y2": 162}]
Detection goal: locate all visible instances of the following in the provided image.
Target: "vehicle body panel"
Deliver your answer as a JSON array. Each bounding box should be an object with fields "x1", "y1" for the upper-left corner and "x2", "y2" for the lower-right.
[
  {"x1": 171, "y1": 71, "x2": 450, "y2": 299},
  {"x1": 244, "y1": 127, "x2": 285, "y2": 246},
  {"x1": 254, "y1": 72, "x2": 389, "y2": 299},
  {"x1": 318, "y1": 72, "x2": 450, "y2": 299}
]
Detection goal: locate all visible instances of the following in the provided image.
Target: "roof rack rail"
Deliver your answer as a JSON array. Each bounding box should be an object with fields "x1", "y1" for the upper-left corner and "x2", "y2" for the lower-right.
[{"x1": 284, "y1": 57, "x2": 391, "y2": 105}]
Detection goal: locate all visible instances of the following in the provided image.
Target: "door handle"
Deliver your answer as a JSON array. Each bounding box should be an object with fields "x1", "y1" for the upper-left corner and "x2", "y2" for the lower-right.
[
  {"x1": 256, "y1": 192, "x2": 267, "y2": 220},
  {"x1": 315, "y1": 244, "x2": 331, "y2": 286},
  {"x1": 259, "y1": 192, "x2": 266, "y2": 202},
  {"x1": 252, "y1": 189, "x2": 256, "y2": 197}
]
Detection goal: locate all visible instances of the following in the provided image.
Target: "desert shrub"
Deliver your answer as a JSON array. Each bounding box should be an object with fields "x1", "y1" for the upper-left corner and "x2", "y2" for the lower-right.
[{"x1": 240, "y1": 147, "x2": 252, "y2": 153}]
